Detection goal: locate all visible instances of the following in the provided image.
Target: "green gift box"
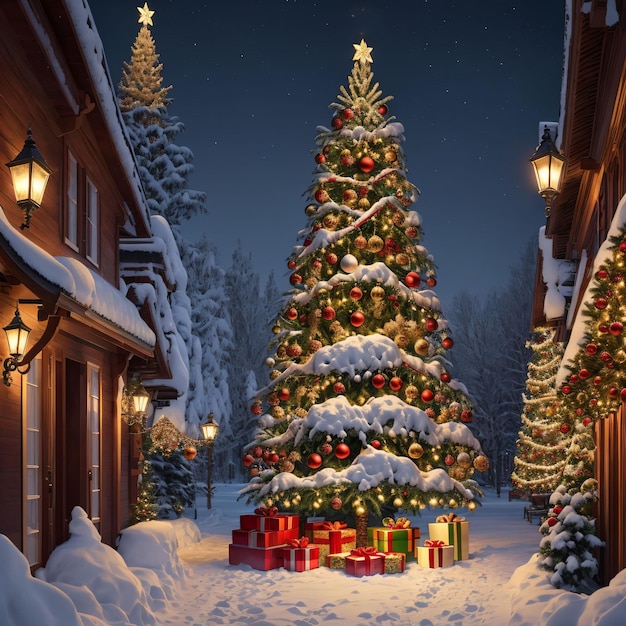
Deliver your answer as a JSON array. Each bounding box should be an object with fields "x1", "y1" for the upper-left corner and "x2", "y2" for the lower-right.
[
  {"x1": 427, "y1": 521, "x2": 469, "y2": 560},
  {"x1": 367, "y1": 526, "x2": 419, "y2": 561}
]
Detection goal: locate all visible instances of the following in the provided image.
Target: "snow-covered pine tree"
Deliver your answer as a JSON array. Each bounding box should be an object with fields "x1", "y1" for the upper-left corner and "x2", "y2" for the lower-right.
[
  {"x1": 512, "y1": 328, "x2": 570, "y2": 493},
  {"x1": 538, "y1": 481, "x2": 604, "y2": 593},
  {"x1": 241, "y1": 41, "x2": 487, "y2": 540}
]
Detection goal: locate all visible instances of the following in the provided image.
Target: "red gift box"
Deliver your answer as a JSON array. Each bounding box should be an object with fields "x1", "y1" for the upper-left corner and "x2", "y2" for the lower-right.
[
  {"x1": 232, "y1": 527, "x2": 300, "y2": 548},
  {"x1": 308, "y1": 521, "x2": 357, "y2": 560},
  {"x1": 282, "y1": 538, "x2": 320, "y2": 572},
  {"x1": 345, "y1": 547, "x2": 385, "y2": 577},
  {"x1": 240, "y1": 507, "x2": 300, "y2": 532},
  {"x1": 228, "y1": 543, "x2": 284, "y2": 571}
]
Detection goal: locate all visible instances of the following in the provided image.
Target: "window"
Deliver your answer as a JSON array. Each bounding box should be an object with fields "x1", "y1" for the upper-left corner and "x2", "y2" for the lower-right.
[
  {"x1": 66, "y1": 151, "x2": 79, "y2": 249},
  {"x1": 86, "y1": 178, "x2": 99, "y2": 265},
  {"x1": 65, "y1": 150, "x2": 100, "y2": 265},
  {"x1": 87, "y1": 364, "x2": 101, "y2": 530},
  {"x1": 24, "y1": 356, "x2": 42, "y2": 566}
]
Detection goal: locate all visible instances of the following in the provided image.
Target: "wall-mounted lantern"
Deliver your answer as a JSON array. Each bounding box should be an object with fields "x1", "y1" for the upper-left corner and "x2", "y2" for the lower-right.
[
  {"x1": 2, "y1": 304, "x2": 32, "y2": 386},
  {"x1": 529, "y1": 125, "x2": 566, "y2": 217},
  {"x1": 5, "y1": 128, "x2": 52, "y2": 229}
]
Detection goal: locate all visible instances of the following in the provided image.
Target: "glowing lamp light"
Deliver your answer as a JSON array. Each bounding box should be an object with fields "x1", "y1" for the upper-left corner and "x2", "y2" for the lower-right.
[
  {"x1": 131, "y1": 382, "x2": 151, "y2": 416},
  {"x1": 2, "y1": 305, "x2": 31, "y2": 386},
  {"x1": 529, "y1": 125, "x2": 566, "y2": 217},
  {"x1": 200, "y1": 413, "x2": 220, "y2": 442},
  {"x1": 5, "y1": 128, "x2": 52, "y2": 229}
]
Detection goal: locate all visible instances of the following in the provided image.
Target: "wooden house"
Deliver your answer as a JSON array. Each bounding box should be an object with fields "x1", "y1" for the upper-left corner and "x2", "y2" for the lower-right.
[
  {"x1": 0, "y1": 0, "x2": 181, "y2": 569},
  {"x1": 531, "y1": 0, "x2": 626, "y2": 583}
]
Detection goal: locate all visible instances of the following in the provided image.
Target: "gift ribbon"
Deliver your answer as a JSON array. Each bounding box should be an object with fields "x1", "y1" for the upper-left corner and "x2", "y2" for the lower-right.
[
  {"x1": 435, "y1": 512, "x2": 465, "y2": 523},
  {"x1": 287, "y1": 537, "x2": 309, "y2": 548},
  {"x1": 322, "y1": 521, "x2": 347, "y2": 530},
  {"x1": 349, "y1": 546, "x2": 384, "y2": 574},
  {"x1": 429, "y1": 546, "x2": 444, "y2": 568},
  {"x1": 424, "y1": 539, "x2": 446, "y2": 547},
  {"x1": 255, "y1": 506, "x2": 279, "y2": 517},
  {"x1": 376, "y1": 527, "x2": 414, "y2": 552},
  {"x1": 382, "y1": 516, "x2": 411, "y2": 529},
  {"x1": 285, "y1": 545, "x2": 314, "y2": 570}
]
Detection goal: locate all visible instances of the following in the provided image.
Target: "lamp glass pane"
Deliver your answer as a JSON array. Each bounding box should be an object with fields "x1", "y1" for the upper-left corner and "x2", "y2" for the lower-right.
[
  {"x1": 9, "y1": 162, "x2": 32, "y2": 202},
  {"x1": 30, "y1": 161, "x2": 51, "y2": 206}
]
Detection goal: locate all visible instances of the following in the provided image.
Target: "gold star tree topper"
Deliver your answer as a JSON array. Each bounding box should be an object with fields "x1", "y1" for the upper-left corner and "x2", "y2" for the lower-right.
[
  {"x1": 352, "y1": 39, "x2": 373, "y2": 64},
  {"x1": 137, "y1": 2, "x2": 155, "y2": 27}
]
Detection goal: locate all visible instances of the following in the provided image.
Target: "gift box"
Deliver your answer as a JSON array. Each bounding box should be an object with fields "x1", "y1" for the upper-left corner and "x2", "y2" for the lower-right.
[
  {"x1": 309, "y1": 521, "x2": 356, "y2": 561},
  {"x1": 380, "y1": 551, "x2": 406, "y2": 574},
  {"x1": 228, "y1": 543, "x2": 285, "y2": 571},
  {"x1": 416, "y1": 539, "x2": 454, "y2": 568},
  {"x1": 428, "y1": 515, "x2": 469, "y2": 560},
  {"x1": 326, "y1": 552, "x2": 352, "y2": 569},
  {"x1": 240, "y1": 507, "x2": 300, "y2": 532},
  {"x1": 367, "y1": 517, "x2": 419, "y2": 561},
  {"x1": 282, "y1": 538, "x2": 320, "y2": 572},
  {"x1": 345, "y1": 547, "x2": 385, "y2": 577},
  {"x1": 232, "y1": 527, "x2": 300, "y2": 548}
]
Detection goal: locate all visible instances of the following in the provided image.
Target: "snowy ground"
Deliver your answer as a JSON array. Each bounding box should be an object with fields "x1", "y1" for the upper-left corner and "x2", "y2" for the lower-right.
[{"x1": 2, "y1": 484, "x2": 626, "y2": 626}]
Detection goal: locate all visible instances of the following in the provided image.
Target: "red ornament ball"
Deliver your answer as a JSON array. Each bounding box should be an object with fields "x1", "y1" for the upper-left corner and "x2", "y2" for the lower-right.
[
  {"x1": 333, "y1": 382, "x2": 346, "y2": 394},
  {"x1": 600, "y1": 351, "x2": 612, "y2": 362},
  {"x1": 372, "y1": 373, "x2": 386, "y2": 389},
  {"x1": 461, "y1": 410, "x2": 473, "y2": 423},
  {"x1": 378, "y1": 104, "x2": 388, "y2": 115},
  {"x1": 335, "y1": 443, "x2": 351, "y2": 459},
  {"x1": 322, "y1": 306, "x2": 336, "y2": 320},
  {"x1": 251, "y1": 403, "x2": 263, "y2": 415},
  {"x1": 560, "y1": 423, "x2": 571, "y2": 434},
  {"x1": 307, "y1": 453, "x2": 323, "y2": 469},
  {"x1": 585, "y1": 343, "x2": 598, "y2": 355},
  {"x1": 552, "y1": 505, "x2": 563, "y2": 515},
  {"x1": 326, "y1": 252, "x2": 338, "y2": 265},
  {"x1": 595, "y1": 297, "x2": 608, "y2": 309},
  {"x1": 593, "y1": 376, "x2": 602, "y2": 386},
  {"x1": 597, "y1": 269, "x2": 609, "y2": 279},
  {"x1": 609, "y1": 387, "x2": 620, "y2": 399},
  {"x1": 441, "y1": 337, "x2": 454, "y2": 350},
  {"x1": 287, "y1": 260, "x2": 296, "y2": 269},
  {"x1": 278, "y1": 388, "x2": 290, "y2": 401},
  {"x1": 444, "y1": 454, "x2": 455, "y2": 466},
  {"x1": 421, "y1": 389, "x2": 435, "y2": 402},
  {"x1": 579, "y1": 369, "x2": 590, "y2": 379},
  {"x1": 331, "y1": 496, "x2": 343, "y2": 510},
  {"x1": 350, "y1": 287, "x2": 363, "y2": 300},
  {"x1": 350, "y1": 311, "x2": 365, "y2": 327},
  {"x1": 358, "y1": 156, "x2": 376, "y2": 173},
  {"x1": 620, "y1": 241, "x2": 626, "y2": 254},
  {"x1": 286, "y1": 307, "x2": 298, "y2": 320},
  {"x1": 331, "y1": 116, "x2": 343, "y2": 130},
  {"x1": 582, "y1": 416, "x2": 593, "y2": 427},
  {"x1": 405, "y1": 271, "x2": 421, "y2": 288},
  {"x1": 183, "y1": 446, "x2": 197, "y2": 460},
  {"x1": 289, "y1": 273, "x2": 302, "y2": 285},
  {"x1": 561, "y1": 385, "x2": 571, "y2": 395},
  {"x1": 243, "y1": 454, "x2": 255, "y2": 467},
  {"x1": 314, "y1": 188, "x2": 329, "y2": 203},
  {"x1": 315, "y1": 153, "x2": 326, "y2": 164},
  {"x1": 426, "y1": 276, "x2": 437, "y2": 287},
  {"x1": 371, "y1": 439, "x2": 382, "y2": 449},
  {"x1": 598, "y1": 323, "x2": 610, "y2": 334},
  {"x1": 569, "y1": 374, "x2": 579, "y2": 384},
  {"x1": 341, "y1": 107, "x2": 355, "y2": 120},
  {"x1": 425, "y1": 317, "x2": 438, "y2": 332},
  {"x1": 610, "y1": 321, "x2": 624, "y2": 336},
  {"x1": 440, "y1": 372, "x2": 452, "y2": 383},
  {"x1": 547, "y1": 517, "x2": 558, "y2": 527},
  {"x1": 389, "y1": 376, "x2": 403, "y2": 391},
  {"x1": 621, "y1": 388, "x2": 626, "y2": 402},
  {"x1": 253, "y1": 445, "x2": 263, "y2": 458}
]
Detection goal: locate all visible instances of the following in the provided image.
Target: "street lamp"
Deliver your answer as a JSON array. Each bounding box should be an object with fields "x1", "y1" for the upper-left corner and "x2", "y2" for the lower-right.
[
  {"x1": 200, "y1": 413, "x2": 219, "y2": 509},
  {"x1": 5, "y1": 128, "x2": 52, "y2": 229},
  {"x1": 529, "y1": 125, "x2": 566, "y2": 218},
  {"x1": 3, "y1": 304, "x2": 32, "y2": 386}
]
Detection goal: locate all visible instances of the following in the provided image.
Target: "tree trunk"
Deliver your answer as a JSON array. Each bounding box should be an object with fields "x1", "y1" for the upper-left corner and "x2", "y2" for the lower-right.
[{"x1": 355, "y1": 509, "x2": 369, "y2": 547}]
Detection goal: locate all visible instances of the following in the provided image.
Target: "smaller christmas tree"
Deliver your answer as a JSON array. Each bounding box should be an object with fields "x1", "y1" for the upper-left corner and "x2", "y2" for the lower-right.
[
  {"x1": 512, "y1": 328, "x2": 570, "y2": 493},
  {"x1": 538, "y1": 480, "x2": 604, "y2": 593}
]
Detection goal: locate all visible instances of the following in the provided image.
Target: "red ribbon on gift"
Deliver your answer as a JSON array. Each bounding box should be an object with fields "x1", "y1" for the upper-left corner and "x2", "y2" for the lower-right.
[
  {"x1": 254, "y1": 506, "x2": 279, "y2": 517},
  {"x1": 323, "y1": 521, "x2": 347, "y2": 530},
  {"x1": 424, "y1": 539, "x2": 446, "y2": 547},
  {"x1": 287, "y1": 537, "x2": 310, "y2": 548},
  {"x1": 350, "y1": 547, "x2": 378, "y2": 557}
]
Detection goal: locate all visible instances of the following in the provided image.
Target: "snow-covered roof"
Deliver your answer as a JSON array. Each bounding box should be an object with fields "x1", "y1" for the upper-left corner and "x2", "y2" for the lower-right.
[{"x1": 0, "y1": 205, "x2": 155, "y2": 346}]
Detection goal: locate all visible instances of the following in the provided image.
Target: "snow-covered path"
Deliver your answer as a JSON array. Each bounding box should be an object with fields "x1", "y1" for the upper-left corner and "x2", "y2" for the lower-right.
[{"x1": 156, "y1": 484, "x2": 541, "y2": 626}]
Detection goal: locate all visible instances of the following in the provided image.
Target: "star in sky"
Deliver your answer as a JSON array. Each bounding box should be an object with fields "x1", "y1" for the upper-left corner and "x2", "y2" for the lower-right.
[
  {"x1": 137, "y1": 2, "x2": 154, "y2": 27},
  {"x1": 352, "y1": 39, "x2": 373, "y2": 64}
]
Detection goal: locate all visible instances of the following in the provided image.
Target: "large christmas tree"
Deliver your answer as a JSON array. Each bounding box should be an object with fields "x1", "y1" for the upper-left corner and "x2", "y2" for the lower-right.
[
  {"x1": 511, "y1": 328, "x2": 570, "y2": 493},
  {"x1": 241, "y1": 41, "x2": 487, "y2": 533}
]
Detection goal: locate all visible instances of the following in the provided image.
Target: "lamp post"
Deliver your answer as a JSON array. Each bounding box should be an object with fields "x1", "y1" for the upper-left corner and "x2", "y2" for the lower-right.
[
  {"x1": 200, "y1": 413, "x2": 219, "y2": 509},
  {"x1": 5, "y1": 128, "x2": 52, "y2": 229},
  {"x1": 2, "y1": 304, "x2": 32, "y2": 386},
  {"x1": 529, "y1": 125, "x2": 566, "y2": 217}
]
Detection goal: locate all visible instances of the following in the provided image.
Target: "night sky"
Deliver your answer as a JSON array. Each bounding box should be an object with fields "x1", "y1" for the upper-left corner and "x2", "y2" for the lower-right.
[{"x1": 90, "y1": 0, "x2": 566, "y2": 309}]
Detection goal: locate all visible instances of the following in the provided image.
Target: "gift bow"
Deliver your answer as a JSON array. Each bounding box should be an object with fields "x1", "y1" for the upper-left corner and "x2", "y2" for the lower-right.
[
  {"x1": 350, "y1": 546, "x2": 379, "y2": 557},
  {"x1": 424, "y1": 539, "x2": 447, "y2": 547},
  {"x1": 382, "y1": 516, "x2": 411, "y2": 529},
  {"x1": 287, "y1": 537, "x2": 310, "y2": 548},
  {"x1": 435, "y1": 512, "x2": 465, "y2": 523},
  {"x1": 322, "y1": 521, "x2": 347, "y2": 530},
  {"x1": 254, "y1": 506, "x2": 279, "y2": 517}
]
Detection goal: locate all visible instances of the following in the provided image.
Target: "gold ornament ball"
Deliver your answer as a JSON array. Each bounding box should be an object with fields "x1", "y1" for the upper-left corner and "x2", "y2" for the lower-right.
[
  {"x1": 393, "y1": 496, "x2": 404, "y2": 508},
  {"x1": 473, "y1": 455, "x2": 490, "y2": 472},
  {"x1": 384, "y1": 149, "x2": 398, "y2": 163},
  {"x1": 392, "y1": 211, "x2": 405, "y2": 226},
  {"x1": 355, "y1": 235, "x2": 368, "y2": 249},
  {"x1": 370, "y1": 285, "x2": 385, "y2": 301},
  {"x1": 323, "y1": 214, "x2": 338, "y2": 229},
  {"x1": 183, "y1": 446, "x2": 197, "y2": 460},
  {"x1": 405, "y1": 385, "x2": 419, "y2": 401},
  {"x1": 408, "y1": 442, "x2": 424, "y2": 459},
  {"x1": 414, "y1": 338, "x2": 430, "y2": 355},
  {"x1": 358, "y1": 198, "x2": 371, "y2": 210},
  {"x1": 367, "y1": 235, "x2": 384, "y2": 253},
  {"x1": 395, "y1": 253, "x2": 409, "y2": 266},
  {"x1": 457, "y1": 452, "x2": 471, "y2": 468}
]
